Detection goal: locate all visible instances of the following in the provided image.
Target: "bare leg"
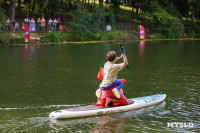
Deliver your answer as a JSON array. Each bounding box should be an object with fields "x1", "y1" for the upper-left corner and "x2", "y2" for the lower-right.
[{"x1": 105, "y1": 98, "x2": 118, "y2": 108}]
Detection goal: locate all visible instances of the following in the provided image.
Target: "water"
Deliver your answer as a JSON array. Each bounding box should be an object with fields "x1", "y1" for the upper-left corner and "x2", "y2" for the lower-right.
[{"x1": 0, "y1": 40, "x2": 199, "y2": 132}]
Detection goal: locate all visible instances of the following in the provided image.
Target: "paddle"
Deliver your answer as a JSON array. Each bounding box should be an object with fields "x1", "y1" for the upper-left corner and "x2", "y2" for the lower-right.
[{"x1": 119, "y1": 43, "x2": 130, "y2": 69}]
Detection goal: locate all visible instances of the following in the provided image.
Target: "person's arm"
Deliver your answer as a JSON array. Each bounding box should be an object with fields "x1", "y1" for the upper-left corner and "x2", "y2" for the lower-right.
[
  {"x1": 115, "y1": 57, "x2": 121, "y2": 62},
  {"x1": 114, "y1": 53, "x2": 128, "y2": 64},
  {"x1": 122, "y1": 53, "x2": 128, "y2": 67}
]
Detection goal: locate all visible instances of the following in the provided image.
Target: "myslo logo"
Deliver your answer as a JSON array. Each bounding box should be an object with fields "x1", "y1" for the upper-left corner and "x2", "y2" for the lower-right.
[{"x1": 167, "y1": 122, "x2": 194, "y2": 128}]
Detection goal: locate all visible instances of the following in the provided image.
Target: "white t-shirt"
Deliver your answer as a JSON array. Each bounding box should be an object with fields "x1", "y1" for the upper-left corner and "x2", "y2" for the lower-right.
[
  {"x1": 7, "y1": 19, "x2": 10, "y2": 24},
  {"x1": 100, "y1": 61, "x2": 125, "y2": 87}
]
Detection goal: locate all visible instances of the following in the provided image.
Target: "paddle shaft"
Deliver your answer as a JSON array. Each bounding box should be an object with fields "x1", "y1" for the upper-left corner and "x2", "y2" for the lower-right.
[{"x1": 119, "y1": 43, "x2": 130, "y2": 69}]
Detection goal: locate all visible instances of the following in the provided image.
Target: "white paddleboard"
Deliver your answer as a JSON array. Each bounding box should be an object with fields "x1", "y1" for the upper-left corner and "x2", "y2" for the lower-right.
[{"x1": 49, "y1": 93, "x2": 166, "y2": 120}]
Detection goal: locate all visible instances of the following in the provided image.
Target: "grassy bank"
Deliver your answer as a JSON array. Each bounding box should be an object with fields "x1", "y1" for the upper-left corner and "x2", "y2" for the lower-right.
[
  {"x1": 1, "y1": 30, "x2": 200, "y2": 46},
  {"x1": 0, "y1": 30, "x2": 139, "y2": 45}
]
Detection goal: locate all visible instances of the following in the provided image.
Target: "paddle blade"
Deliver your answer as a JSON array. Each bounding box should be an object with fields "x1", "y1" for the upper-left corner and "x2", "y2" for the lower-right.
[{"x1": 97, "y1": 67, "x2": 104, "y2": 81}]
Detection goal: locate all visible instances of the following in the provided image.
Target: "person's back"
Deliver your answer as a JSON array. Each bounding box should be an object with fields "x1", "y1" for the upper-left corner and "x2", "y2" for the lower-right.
[
  {"x1": 99, "y1": 50, "x2": 128, "y2": 107},
  {"x1": 100, "y1": 51, "x2": 128, "y2": 87},
  {"x1": 100, "y1": 62, "x2": 124, "y2": 88}
]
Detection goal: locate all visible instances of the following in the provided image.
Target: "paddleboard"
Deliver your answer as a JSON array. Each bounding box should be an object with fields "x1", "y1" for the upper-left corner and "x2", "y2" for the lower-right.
[{"x1": 49, "y1": 93, "x2": 166, "y2": 120}]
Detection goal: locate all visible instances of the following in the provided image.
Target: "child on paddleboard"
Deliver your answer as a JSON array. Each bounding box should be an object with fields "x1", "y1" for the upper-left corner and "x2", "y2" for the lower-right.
[{"x1": 98, "y1": 47, "x2": 128, "y2": 107}]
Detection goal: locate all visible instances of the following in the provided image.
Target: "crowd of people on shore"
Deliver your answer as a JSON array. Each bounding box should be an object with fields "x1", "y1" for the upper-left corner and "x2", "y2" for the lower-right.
[{"x1": 0, "y1": 16, "x2": 63, "y2": 32}]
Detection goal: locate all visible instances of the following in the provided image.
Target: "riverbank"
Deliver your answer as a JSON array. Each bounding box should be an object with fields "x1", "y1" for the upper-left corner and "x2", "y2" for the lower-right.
[
  {"x1": 0, "y1": 30, "x2": 139, "y2": 45},
  {"x1": 1, "y1": 31, "x2": 200, "y2": 46}
]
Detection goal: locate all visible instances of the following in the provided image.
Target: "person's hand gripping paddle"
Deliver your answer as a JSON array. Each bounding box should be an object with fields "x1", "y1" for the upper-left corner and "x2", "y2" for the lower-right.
[{"x1": 119, "y1": 43, "x2": 130, "y2": 69}]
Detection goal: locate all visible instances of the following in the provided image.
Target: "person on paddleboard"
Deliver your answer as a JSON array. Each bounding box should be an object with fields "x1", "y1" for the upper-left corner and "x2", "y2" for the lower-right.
[{"x1": 98, "y1": 47, "x2": 128, "y2": 107}]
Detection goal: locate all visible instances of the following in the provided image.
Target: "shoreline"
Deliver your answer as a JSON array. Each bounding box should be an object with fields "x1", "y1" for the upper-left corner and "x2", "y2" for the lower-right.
[
  {"x1": 1, "y1": 30, "x2": 200, "y2": 46},
  {"x1": 2, "y1": 38, "x2": 200, "y2": 46}
]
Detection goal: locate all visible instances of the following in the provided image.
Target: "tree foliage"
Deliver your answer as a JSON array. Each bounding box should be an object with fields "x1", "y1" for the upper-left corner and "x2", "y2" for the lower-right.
[
  {"x1": 0, "y1": 0, "x2": 200, "y2": 39},
  {"x1": 145, "y1": 1, "x2": 184, "y2": 38},
  {"x1": 0, "y1": 5, "x2": 7, "y2": 26},
  {"x1": 70, "y1": 5, "x2": 105, "y2": 41}
]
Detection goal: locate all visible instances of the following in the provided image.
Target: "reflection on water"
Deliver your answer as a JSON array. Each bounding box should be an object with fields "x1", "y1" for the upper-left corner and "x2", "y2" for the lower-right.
[
  {"x1": 0, "y1": 41, "x2": 200, "y2": 132},
  {"x1": 139, "y1": 40, "x2": 145, "y2": 70}
]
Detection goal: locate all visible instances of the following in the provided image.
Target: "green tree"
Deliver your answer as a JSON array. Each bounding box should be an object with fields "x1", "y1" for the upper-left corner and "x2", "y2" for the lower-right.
[
  {"x1": 108, "y1": 9, "x2": 115, "y2": 30},
  {"x1": 188, "y1": 0, "x2": 200, "y2": 21},
  {"x1": 70, "y1": 6, "x2": 105, "y2": 41},
  {"x1": 145, "y1": 1, "x2": 184, "y2": 39},
  {"x1": 70, "y1": 8, "x2": 92, "y2": 41},
  {"x1": 0, "y1": 5, "x2": 7, "y2": 27}
]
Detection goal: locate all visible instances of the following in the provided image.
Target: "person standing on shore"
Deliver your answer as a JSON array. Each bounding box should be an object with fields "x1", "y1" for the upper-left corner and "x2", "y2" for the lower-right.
[
  {"x1": 41, "y1": 17, "x2": 46, "y2": 32},
  {"x1": 15, "y1": 21, "x2": 19, "y2": 31},
  {"x1": 25, "y1": 16, "x2": 30, "y2": 26},
  {"x1": 57, "y1": 18, "x2": 61, "y2": 31},
  {"x1": 53, "y1": 18, "x2": 57, "y2": 31},
  {"x1": 48, "y1": 18, "x2": 53, "y2": 31},
  {"x1": 6, "y1": 18, "x2": 11, "y2": 31},
  {"x1": 36, "y1": 18, "x2": 41, "y2": 31},
  {"x1": 11, "y1": 19, "x2": 15, "y2": 31},
  {"x1": 30, "y1": 18, "x2": 36, "y2": 32}
]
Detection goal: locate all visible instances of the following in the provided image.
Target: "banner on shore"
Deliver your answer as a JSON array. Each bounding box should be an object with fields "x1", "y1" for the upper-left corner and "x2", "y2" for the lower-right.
[
  {"x1": 21, "y1": 24, "x2": 30, "y2": 42},
  {"x1": 139, "y1": 25, "x2": 145, "y2": 39}
]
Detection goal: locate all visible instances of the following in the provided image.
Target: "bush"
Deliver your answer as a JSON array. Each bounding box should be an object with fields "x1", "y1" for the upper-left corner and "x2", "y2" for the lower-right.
[
  {"x1": 0, "y1": 33, "x2": 8, "y2": 45},
  {"x1": 154, "y1": 33, "x2": 164, "y2": 39},
  {"x1": 91, "y1": 33, "x2": 102, "y2": 40},
  {"x1": 0, "y1": 33, "x2": 24, "y2": 45},
  {"x1": 47, "y1": 32, "x2": 60, "y2": 42},
  {"x1": 60, "y1": 32, "x2": 74, "y2": 42},
  {"x1": 185, "y1": 21, "x2": 200, "y2": 38}
]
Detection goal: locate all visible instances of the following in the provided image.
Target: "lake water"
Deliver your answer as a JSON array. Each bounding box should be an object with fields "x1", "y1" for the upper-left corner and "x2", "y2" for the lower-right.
[{"x1": 0, "y1": 40, "x2": 199, "y2": 132}]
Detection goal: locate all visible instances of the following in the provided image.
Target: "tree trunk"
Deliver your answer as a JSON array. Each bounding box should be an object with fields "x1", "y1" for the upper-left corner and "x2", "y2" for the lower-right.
[
  {"x1": 5, "y1": 0, "x2": 7, "y2": 6},
  {"x1": 99, "y1": 0, "x2": 102, "y2": 7},
  {"x1": 18, "y1": 0, "x2": 21, "y2": 17},
  {"x1": 9, "y1": 0, "x2": 16, "y2": 21},
  {"x1": 41, "y1": 0, "x2": 49, "y2": 17},
  {"x1": 32, "y1": 0, "x2": 36, "y2": 12},
  {"x1": 61, "y1": 0, "x2": 64, "y2": 20},
  {"x1": 69, "y1": 0, "x2": 72, "y2": 9},
  {"x1": 29, "y1": 0, "x2": 31, "y2": 15},
  {"x1": 192, "y1": 13, "x2": 195, "y2": 21},
  {"x1": 136, "y1": 5, "x2": 139, "y2": 23},
  {"x1": 112, "y1": 0, "x2": 120, "y2": 9}
]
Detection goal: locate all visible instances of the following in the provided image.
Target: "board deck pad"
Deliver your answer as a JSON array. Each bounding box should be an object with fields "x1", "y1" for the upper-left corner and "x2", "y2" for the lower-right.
[{"x1": 64, "y1": 100, "x2": 134, "y2": 112}]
